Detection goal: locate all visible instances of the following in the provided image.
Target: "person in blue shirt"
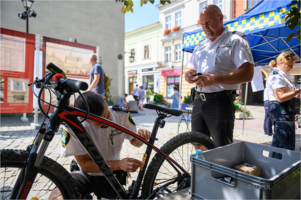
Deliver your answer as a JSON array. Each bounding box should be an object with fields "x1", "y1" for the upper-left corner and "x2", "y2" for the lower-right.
[
  {"x1": 86, "y1": 53, "x2": 105, "y2": 96},
  {"x1": 170, "y1": 86, "x2": 180, "y2": 109},
  {"x1": 117, "y1": 93, "x2": 129, "y2": 108}
]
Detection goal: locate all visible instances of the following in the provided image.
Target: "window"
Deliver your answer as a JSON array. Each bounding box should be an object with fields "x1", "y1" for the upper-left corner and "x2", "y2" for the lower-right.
[
  {"x1": 165, "y1": 46, "x2": 171, "y2": 62},
  {"x1": 175, "y1": 44, "x2": 182, "y2": 61},
  {"x1": 200, "y1": 1, "x2": 207, "y2": 13},
  {"x1": 166, "y1": 16, "x2": 171, "y2": 29},
  {"x1": 247, "y1": 0, "x2": 262, "y2": 9},
  {"x1": 167, "y1": 76, "x2": 180, "y2": 98},
  {"x1": 130, "y1": 49, "x2": 135, "y2": 57},
  {"x1": 214, "y1": 0, "x2": 223, "y2": 12},
  {"x1": 144, "y1": 45, "x2": 149, "y2": 59},
  {"x1": 175, "y1": 12, "x2": 181, "y2": 27}
]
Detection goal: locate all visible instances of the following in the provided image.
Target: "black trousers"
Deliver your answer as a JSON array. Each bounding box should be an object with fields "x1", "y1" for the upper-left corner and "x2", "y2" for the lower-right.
[{"x1": 191, "y1": 92, "x2": 235, "y2": 147}]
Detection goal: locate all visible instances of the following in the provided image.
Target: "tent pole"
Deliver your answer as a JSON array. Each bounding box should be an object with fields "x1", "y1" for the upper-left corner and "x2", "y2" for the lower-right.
[
  {"x1": 258, "y1": 33, "x2": 279, "y2": 52},
  {"x1": 242, "y1": 82, "x2": 248, "y2": 135},
  {"x1": 177, "y1": 51, "x2": 185, "y2": 134},
  {"x1": 280, "y1": 38, "x2": 301, "y2": 62}
]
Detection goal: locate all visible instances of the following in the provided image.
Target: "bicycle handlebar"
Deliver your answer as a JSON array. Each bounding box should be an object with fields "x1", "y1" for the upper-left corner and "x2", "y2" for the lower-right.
[{"x1": 61, "y1": 78, "x2": 88, "y2": 91}]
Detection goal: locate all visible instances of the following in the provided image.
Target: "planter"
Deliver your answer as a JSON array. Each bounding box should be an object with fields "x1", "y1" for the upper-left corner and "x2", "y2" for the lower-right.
[
  {"x1": 235, "y1": 112, "x2": 249, "y2": 119},
  {"x1": 164, "y1": 29, "x2": 171, "y2": 35},
  {"x1": 172, "y1": 26, "x2": 180, "y2": 31}
]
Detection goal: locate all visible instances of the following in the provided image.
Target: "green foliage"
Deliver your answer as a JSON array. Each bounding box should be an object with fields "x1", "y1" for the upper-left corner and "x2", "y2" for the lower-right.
[
  {"x1": 285, "y1": 0, "x2": 301, "y2": 42},
  {"x1": 74, "y1": 38, "x2": 77, "y2": 43},
  {"x1": 184, "y1": 95, "x2": 193, "y2": 104},
  {"x1": 149, "y1": 92, "x2": 170, "y2": 107},
  {"x1": 105, "y1": 89, "x2": 114, "y2": 106},
  {"x1": 98, "y1": 56, "x2": 102, "y2": 65},
  {"x1": 234, "y1": 96, "x2": 252, "y2": 116},
  {"x1": 117, "y1": 0, "x2": 171, "y2": 14}
]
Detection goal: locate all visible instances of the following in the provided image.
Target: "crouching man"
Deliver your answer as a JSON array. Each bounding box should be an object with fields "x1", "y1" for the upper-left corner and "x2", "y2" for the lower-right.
[{"x1": 49, "y1": 91, "x2": 151, "y2": 199}]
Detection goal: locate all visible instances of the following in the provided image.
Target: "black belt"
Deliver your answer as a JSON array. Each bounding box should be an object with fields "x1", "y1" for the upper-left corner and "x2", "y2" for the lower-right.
[{"x1": 196, "y1": 90, "x2": 236, "y2": 101}]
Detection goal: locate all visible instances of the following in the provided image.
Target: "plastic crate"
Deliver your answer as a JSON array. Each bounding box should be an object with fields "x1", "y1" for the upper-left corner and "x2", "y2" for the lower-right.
[{"x1": 190, "y1": 141, "x2": 301, "y2": 199}]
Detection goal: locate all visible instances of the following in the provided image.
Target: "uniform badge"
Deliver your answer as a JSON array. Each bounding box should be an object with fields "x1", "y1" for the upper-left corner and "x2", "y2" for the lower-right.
[
  {"x1": 128, "y1": 113, "x2": 136, "y2": 126},
  {"x1": 61, "y1": 128, "x2": 71, "y2": 148},
  {"x1": 273, "y1": 70, "x2": 279, "y2": 75}
]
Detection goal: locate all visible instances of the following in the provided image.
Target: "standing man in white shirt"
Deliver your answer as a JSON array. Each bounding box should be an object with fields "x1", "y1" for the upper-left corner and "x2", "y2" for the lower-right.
[{"x1": 184, "y1": 5, "x2": 254, "y2": 148}]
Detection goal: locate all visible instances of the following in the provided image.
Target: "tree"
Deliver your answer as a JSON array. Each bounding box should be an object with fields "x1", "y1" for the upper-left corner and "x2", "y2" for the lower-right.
[
  {"x1": 286, "y1": 0, "x2": 301, "y2": 42},
  {"x1": 116, "y1": 0, "x2": 171, "y2": 14}
]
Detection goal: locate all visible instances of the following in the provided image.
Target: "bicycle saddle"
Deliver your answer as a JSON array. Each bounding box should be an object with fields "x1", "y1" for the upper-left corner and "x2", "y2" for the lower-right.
[{"x1": 143, "y1": 104, "x2": 183, "y2": 116}]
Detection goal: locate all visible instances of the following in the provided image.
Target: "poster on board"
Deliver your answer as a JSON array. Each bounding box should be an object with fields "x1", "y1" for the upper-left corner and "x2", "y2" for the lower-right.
[
  {"x1": 0, "y1": 28, "x2": 34, "y2": 113},
  {"x1": 41, "y1": 37, "x2": 96, "y2": 112}
]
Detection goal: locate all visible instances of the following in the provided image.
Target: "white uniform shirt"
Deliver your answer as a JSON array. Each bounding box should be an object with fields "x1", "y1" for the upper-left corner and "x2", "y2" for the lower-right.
[
  {"x1": 61, "y1": 108, "x2": 135, "y2": 176},
  {"x1": 188, "y1": 27, "x2": 254, "y2": 93},
  {"x1": 266, "y1": 68, "x2": 295, "y2": 101},
  {"x1": 263, "y1": 88, "x2": 268, "y2": 101},
  {"x1": 133, "y1": 87, "x2": 139, "y2": 96}
]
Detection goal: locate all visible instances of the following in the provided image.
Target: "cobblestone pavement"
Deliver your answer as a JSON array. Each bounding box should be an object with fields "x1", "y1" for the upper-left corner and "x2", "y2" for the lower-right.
[{"x1": 0, "y1": 106, "x2": 300, "y2": 198}]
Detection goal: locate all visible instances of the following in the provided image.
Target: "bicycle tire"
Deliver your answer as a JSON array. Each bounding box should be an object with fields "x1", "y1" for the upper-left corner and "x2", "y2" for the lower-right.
[
  {"x1": 142, "y1": 132, "x2": 216, "y2": 199},
  {"x1": 0, "y1": 149, "x2": 80, "y2": 199}
]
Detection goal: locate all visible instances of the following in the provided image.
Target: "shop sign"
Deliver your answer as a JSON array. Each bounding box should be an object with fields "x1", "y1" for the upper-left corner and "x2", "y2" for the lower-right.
[
  {"x1": 161, "y1": 69, "x2": 181, "y2": 77},
  {"x1": 142, "y1": 68, "x2": 156, "y2": 72},
  {"x1": 128, "y1": 70, "x2": 137, "y2": 76}
]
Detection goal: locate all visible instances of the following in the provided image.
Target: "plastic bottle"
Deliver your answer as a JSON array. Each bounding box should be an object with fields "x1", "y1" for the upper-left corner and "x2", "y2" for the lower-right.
[{"x1": 195, "y1": 149, "x2": 205, "y2": 160}]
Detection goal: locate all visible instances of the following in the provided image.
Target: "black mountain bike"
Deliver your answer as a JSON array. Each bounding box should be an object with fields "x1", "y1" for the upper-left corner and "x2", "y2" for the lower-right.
[{"x1": 0, "y1": 63, "x2": 216, "y2": 199}]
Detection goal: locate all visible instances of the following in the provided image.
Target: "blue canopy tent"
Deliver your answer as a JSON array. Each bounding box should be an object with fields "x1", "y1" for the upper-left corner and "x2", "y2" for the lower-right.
[
  {"x1": 177, "y1": 0, "x2": 301, "y2": 134},
  {"x1": 182, "y1": 0, "x2": 300, "y2": 64}
]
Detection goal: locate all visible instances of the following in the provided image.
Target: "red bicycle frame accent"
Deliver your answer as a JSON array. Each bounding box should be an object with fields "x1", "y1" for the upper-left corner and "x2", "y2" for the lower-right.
[{"x1": 58, "y1": 106, "x2": 189, "y2": 175}]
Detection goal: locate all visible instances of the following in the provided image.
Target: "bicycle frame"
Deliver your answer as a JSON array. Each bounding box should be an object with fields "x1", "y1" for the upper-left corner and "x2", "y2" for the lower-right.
[{"x1": 13, "y1": 92, "x2": 189, "y2": 199}]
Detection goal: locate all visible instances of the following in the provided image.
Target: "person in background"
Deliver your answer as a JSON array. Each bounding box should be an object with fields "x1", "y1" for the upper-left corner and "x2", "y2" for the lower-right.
[
  {"x1": 86, "y1": 53, "x2": 105, "y2": 96},
  {"x1": 170, "y1": 86, "x2": 180, "y2": 109},
  {"x1": 117, "y1": 93, "x2": 129, "y2": 108},
  {"x1": 265, "y1": 51, "x2": 300, "y2": 159},
  {"x1": 146, "y1": 87, "x2": 152, "y2": 103},
  {"x1": 263, "y1": 88, "x2": 273, "y2": 136},
  {"x1": 138, "y1": 86, "x2": 145, "y2": 111},
  {"x1": 132, "y1": 84, "x2": 139, "y2": 105}
]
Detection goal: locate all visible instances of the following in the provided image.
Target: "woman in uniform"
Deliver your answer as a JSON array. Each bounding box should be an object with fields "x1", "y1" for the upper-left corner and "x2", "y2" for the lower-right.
[{"x1": 266, "y1": 51, "x2": 300, "y2": 159}]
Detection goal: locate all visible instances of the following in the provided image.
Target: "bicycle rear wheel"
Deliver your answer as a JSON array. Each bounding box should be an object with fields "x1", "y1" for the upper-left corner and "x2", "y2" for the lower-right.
[
  {"x1": 142, "y1": 132, "x2": 216, "y2": 199},
  {"x1": 0, "y1": 149, "x2": 80, "y2": 200}
]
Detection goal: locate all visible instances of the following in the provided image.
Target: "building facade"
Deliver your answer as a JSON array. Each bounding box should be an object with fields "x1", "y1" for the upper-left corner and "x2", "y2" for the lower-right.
[
  {"x1": 125, "y1": 22, "x2": 161, "y2": 95},
  {"x1": 157, "y1": 0, "x2": 232, "y2": 98},
  {"x1": 0, "y1": 1, "x2": 125, "y2": 102}
]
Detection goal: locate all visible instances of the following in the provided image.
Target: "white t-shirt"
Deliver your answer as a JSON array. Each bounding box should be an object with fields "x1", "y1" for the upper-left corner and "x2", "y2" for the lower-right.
[
  {"x1": 61, "y1": 108, "x2": 136, "y2": 176},
  {"x1": 187, "y1": 27, "x2": 254, "y2": 93},
  {"x1": 266, "y1": 68, "x2": 295, "y2": 101},
  {"x1": 263, "y1": 88, "x2": 268, "y2": 101},
  {"x1": 133, "y1": 87, "x2": 139, "y2": 96}
]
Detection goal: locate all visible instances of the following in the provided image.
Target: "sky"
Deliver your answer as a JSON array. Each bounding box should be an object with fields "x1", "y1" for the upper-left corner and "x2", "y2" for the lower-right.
[{"x1": 124, "y1": 1, "x2": 159, "y2": 33}]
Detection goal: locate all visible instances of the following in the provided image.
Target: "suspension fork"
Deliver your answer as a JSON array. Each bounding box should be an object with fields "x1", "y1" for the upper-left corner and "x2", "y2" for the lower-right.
[{"x1": 10, "y1": 103, "x2": 64, "y2": 199}]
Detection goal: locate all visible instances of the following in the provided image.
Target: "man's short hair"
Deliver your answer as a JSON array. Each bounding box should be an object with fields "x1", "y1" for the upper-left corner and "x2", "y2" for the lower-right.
[
  {"x1": 75, "y1": 91, "x2": 107, "y2": 116},
  {"x1": 89, "y1": 53, "x2": 98, "y2": 61}
]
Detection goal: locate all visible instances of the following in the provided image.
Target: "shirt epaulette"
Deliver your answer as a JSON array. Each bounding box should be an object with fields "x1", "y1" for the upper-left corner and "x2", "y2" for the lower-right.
[{"x1": 112, "y1": 105, "x2": 128, "y2": 113}]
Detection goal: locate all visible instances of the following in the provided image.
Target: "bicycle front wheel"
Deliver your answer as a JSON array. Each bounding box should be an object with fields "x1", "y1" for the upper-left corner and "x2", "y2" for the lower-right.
[
  {"x1": 0, "y1": 149, "x2": 80, "y2": 200},
  {"x1": 142, "y1": 132, "x2": 216, "y2": 199}
]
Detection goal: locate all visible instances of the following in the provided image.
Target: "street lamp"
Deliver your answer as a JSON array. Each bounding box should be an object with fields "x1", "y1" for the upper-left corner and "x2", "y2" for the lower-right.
[
  {"x1": 18, "y1": 0, "x2": 37, "y2": 33},
  {"x1": 118, "y1": 52, "x2": 135, "y2": 63},
  {"x1": 129, "y1": 55, "x2": 135, "y2": 63}
]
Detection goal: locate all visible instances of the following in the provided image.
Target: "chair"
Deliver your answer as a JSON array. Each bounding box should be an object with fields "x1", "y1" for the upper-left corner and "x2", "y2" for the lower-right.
[{"x1": 180, "y1": 103, "x2": 191, "y2": 132}]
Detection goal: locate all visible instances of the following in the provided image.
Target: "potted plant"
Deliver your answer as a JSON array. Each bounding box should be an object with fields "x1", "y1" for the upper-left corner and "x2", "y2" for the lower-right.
[
  {"x1": 149, "y1": 92, "x2": 171, "y2": 108},
  {"x1": 183, "y1": 95, "x2": 193, "y2": 106},
  {"x1": 164, "y1": 29, "x2": 171, "y2": 35},
  {"x1": 172, "y1": 26, "x2": 180, "y2": 31},
  {"x1": 234, "y1": 96, "x2": 252, "y2": 119}
]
